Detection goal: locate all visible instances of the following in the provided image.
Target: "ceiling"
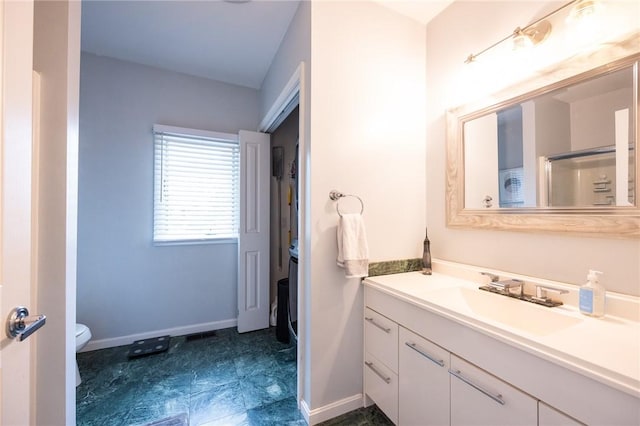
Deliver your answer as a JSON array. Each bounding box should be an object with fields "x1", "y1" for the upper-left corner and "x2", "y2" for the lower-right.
[
  {"x1": 376, "y1": 0, "x2": 454, "y2": 25},
  {"x1": 81, "y1": 0, "x2": 453, "y2": 90}
]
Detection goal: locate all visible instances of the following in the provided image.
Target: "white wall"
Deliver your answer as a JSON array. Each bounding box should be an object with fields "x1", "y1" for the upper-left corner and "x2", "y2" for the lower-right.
[
  {"x1": 33, "y1": 1, "x2": 81, "y2": 424},
  {"x1": 426, "y1": 1, "x2": 640, "y2": 296},
  {"x1": 308, "y1": 0, "x2": 426, "y2": 417},
  {"x1": 571, "y1": 87, "x2": 633, "y2": 151},
  {"x1": 77, "y1": 53, "x2": 260, "y2": 345}
]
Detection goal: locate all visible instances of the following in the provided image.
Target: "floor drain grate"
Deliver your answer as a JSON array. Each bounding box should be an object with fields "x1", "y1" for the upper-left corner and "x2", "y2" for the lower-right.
[{"x1": 185, "y1": 330, "x2": 217, "y2": 341}]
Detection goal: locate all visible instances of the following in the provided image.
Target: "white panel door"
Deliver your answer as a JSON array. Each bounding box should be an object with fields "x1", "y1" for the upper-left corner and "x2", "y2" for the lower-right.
[
  {"x1": 450, "y1": 355, "x2": 537, "y2": 426},
  {"x1": 539, "y1": 402, "x2": 584, "y2": 426},
  {"x1": 1, "y1": 0, "x2": 35, "y2": 423},
  {"x1": 399, "y1": 327, "x2": 450, "y2": 426},
  {"x1": 237, "y1": 130, "x2": 270, "y2": 333}
]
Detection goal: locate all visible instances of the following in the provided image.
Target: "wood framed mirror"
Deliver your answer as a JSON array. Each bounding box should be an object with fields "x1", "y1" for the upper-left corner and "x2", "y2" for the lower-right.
[{"x1": 446, "y1": 33, "x2": 639, "y2": 238}]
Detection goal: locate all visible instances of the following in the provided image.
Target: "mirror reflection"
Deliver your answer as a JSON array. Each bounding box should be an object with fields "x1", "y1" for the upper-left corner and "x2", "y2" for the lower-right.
[{"x1": 463, "y1": 64, "x2": 636, "y2": 209}]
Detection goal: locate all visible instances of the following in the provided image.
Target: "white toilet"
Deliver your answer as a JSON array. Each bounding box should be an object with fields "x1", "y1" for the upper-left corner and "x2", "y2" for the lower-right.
[{"x1": 75, "y1": 323, "x2": 92, "y2": 386}]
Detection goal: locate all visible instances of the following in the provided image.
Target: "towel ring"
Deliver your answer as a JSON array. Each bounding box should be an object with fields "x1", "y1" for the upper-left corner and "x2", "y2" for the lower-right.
[{"x1": 329, "y1": 190, "x2": 364, "y2": 217}]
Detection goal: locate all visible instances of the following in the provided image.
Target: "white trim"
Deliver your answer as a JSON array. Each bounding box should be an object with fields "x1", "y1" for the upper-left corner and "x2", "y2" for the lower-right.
[
  {"x1": 300, "y1": 399, "x2": 311, "y2": 424},
  {"x1": 302, "y1": 394, "x2": 364, "y2": 425},
  {"x1": 259, "y1": 63, "x2": 301, "y2": 132},
  {"x1": 152, "y1": 124, "x2": 237, "y2": 142},
  {"x1": 153, "y1": 237, "x2": 238, "y2": 247},
  {"x1": 81, "y1": 318, "x2": 238, "y2": 352},
  {"x1": 260, "y1": 61, "x2": 307, "y2": 408}
]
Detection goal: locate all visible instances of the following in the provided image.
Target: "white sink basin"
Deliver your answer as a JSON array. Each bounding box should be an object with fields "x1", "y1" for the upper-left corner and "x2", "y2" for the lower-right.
[{"x1": 424, "y1": 286, "x2": 583, "y2": 336}]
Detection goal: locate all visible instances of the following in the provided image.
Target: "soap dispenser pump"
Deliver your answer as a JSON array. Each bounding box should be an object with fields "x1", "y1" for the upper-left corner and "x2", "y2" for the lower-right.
[
  {"x1": 579, "y1": 270, "x2": 605, "y2": 317},
  {"x1": 422, "y1": 228, "x2": 432, "y2": 275}
]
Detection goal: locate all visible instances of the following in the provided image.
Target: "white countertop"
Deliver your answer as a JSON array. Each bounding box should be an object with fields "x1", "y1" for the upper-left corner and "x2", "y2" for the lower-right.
[{"x1": 363, "y1": 269, "x2": 640, "y2": 398}]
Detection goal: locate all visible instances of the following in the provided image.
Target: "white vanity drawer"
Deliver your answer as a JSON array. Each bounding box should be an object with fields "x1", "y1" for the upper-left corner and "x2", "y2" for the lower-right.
[
  {"x1": 365, "y1": 307, "x2": 398, "y2": 372},
  {"x1": 365, "y1": 352, "x2": 398, "y2": 425},
  {"x1": 450, "y1": 355, "x2": 537, "y2": 426}
]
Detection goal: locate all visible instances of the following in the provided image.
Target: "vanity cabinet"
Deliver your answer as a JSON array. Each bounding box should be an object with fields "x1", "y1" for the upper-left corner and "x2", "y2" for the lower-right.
[
  {"x1": 398, "y1": 327, "x2": 450, "y2": 426},
  {"x1": 363, "y1": 284, "x2": 631, "y2": 426},
  {"x1": 364, "y1": 307, "x2": 398, "y2": 424},
  {"x1": 450, "y1": 355, "x2": 537, "y2": 426}
]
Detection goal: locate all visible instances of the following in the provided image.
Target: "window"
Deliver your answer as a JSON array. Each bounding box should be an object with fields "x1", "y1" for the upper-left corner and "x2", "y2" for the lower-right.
[{"x1": 153, "y1": 125, "x2": 239, "y2": 244}]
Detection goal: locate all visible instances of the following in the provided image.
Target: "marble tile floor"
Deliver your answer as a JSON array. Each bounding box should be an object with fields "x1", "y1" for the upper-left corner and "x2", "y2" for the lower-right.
[{"x1": 76, "y1": 327, "x2": 393, "y2": 426}]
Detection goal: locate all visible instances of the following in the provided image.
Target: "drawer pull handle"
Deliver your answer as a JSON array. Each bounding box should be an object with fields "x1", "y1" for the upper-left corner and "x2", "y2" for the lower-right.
[
  {"x1": 365, "y1": 361, "x2": 391, "y2": 384},
  {"x1": 405, "y1": 342, "x2": 445, "y2": 367},
  {"x1": 365, "y1": 317, "x2": 391, "y2": 333},
  {"x1": 449, "y1": 369, "x2": 505, "y2": 406}
]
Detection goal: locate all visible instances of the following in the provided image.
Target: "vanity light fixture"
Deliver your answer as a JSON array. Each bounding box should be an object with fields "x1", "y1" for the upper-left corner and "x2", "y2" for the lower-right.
[
  {"x1": 464, "y1": 0, "x2": 597, "y2": 64},
  {"x1": 512, "y1": 20, "x2": 552, "y2": 51},
  {"x1": 568, "y1": 0, "x2": 600, "y2": 23}
]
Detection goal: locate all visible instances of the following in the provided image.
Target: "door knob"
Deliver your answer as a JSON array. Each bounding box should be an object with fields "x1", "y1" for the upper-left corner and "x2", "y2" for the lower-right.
[{"x1": 6, "y1": 307, "x2": 46, "y2": 341}]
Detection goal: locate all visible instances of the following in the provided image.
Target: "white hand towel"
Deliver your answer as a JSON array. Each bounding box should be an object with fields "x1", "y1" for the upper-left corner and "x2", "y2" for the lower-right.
[{"x1": 337, "y1": 213, "x2": 369, "y2": 278}]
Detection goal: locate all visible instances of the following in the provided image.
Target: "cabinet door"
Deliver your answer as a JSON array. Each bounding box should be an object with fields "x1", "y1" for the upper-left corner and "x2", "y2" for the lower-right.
[
  {"x1": 365, "y1": 352, "x2": 398, "y2": 424},
  {"x1": 365, "y1": 307, "x2": 399, "y2": 372},
  {"x1": 450, "y1": 355, "x2": 537, "y2": 426},
  {"x1": 539, "y1": 402, "x2": 584, "y2": 426},
  {"x1": 399, "y1": 327, "x2": 450, "y2": 426}
]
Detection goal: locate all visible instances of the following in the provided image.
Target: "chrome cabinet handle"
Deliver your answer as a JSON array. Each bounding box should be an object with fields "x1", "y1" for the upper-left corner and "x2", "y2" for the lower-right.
[
  {"x1": 365, "y1": 361, "x2": 391, "y2": 384},
  {"x1": 7, "y1": 306, "x2": 47, "y2": 342},
  {"x1": 405, "y1": 342, "x2": 445, "y2": 367},
  {"x1": 365, "y1": 317, "x2": 391, "y2": 333},
  {"x1": 449, "y1": 369, "x2": 505, "y2": 405}
]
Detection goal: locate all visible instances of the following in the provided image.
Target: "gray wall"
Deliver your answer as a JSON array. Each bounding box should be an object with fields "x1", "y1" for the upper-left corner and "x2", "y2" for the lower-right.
[
  {"x1": 259, "y1": 1, "x2": 309, "y2": 121},
  {"x1": 78, "y1": 53, "x2": 260, "y2": 346}
]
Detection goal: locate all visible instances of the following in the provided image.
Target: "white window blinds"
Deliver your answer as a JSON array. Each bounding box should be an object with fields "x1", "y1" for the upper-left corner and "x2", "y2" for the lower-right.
[{"x1": 153, "y1": 125, "x2": 239, "y2": 243}]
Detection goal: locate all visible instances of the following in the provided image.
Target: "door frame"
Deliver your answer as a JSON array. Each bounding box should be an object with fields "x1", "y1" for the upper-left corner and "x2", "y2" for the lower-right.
[{"x1": 258, "y1": 62, "x2": 307, "y2": 409}]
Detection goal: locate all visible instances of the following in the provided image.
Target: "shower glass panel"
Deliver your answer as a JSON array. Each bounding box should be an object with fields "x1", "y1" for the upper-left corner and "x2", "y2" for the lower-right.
[{"x1": 546, "y1": 148, "x2": 635, "y2": 207}]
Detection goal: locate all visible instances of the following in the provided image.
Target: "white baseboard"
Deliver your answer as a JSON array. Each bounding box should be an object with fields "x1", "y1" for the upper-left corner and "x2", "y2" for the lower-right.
[
  {"x1": 81, "y1": 318, "x2": 238, "y2": 352},
  {"x1": 301, "y1": 394, "x2": 364, "y2": 425}
]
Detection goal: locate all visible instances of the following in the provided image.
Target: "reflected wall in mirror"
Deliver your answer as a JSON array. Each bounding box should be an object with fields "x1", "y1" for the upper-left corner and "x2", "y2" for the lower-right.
[
  {"x1": 463, "y1": 65, "x2": 635, "y2": 210},
  {"x1": 446, "y1": 33, "x2": 640, "y2": 238}
]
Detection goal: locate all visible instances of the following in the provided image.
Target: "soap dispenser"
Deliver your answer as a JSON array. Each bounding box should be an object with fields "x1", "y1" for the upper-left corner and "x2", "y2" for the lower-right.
[
  {"x1": 422, "y1": 228, "x2": 432, "y2": 275},
  {"x1": 579, "y1": 270, "x2": 605, "y2": 317}
]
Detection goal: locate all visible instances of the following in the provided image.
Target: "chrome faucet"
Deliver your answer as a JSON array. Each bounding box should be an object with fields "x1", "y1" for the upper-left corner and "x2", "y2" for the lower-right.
[
  {"x1": 480, "y1": 272, "x2": 524, "y2": 296},
  {"x1": 480, "y1": 272, "x2": 499, "y2": 282},
  {"x1": 478, "y1": 272, "x2": 566, "y2": 308},
  {"x1": 534, "y1": 284, "x2": 568, "y2": 302},
  {"x1": 491, "y1": 279, "x2": 525, "y2": 296}
]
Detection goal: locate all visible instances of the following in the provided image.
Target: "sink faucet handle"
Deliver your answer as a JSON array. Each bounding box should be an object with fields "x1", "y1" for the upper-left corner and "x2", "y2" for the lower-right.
[
  {"x1": 480, "y1": 272, "x2": 500, "y2": 282},
  {"x1": 535, "y1": 284, "x2": 569, "y2": 300}
]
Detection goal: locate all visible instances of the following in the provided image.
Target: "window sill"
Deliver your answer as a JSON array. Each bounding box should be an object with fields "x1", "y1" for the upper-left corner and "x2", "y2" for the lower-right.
[{"x1": 153, "y1": 238, "x2": 238, "y2": 247}]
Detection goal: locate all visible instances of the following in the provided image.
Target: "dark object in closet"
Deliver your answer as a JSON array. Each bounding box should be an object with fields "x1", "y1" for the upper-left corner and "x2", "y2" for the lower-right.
[
  {"x1": 276, "y1": 278, "x2": 290, "y2": 343},
  {"x1": 127, "y1": 335, "x2": 170, "y2": 359}
]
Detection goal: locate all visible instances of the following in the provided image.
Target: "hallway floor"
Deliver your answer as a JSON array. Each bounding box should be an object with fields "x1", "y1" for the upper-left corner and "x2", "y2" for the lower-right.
[{"x1": 76, "y1": 327, "x2": 392, "y2": 426}]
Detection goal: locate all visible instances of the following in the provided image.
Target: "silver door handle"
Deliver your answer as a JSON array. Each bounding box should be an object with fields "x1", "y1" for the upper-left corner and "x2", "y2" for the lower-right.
[
  {"x1": 405, "y1": 342, "x2": 445, "y2": 367},
  {"x1": 449, "y1": 369, "x2": 505, "y2": 405},
  {"x1": 365, "y1": 317, "x2": 391, "y2": 333},
  {"x1": 365, "y1": 361, "x2": 391, "y2": 384},
  {"x1": 7, "y1": 307, "x2": 46, "y2": 341}
]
